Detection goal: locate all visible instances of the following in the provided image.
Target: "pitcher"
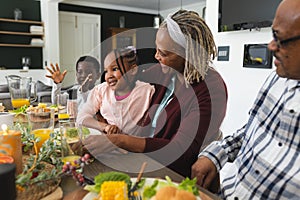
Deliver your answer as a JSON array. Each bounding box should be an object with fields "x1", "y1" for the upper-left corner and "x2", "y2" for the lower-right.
[{"x1": 6, "y1": 75, "x2": 37, "y2": 109}]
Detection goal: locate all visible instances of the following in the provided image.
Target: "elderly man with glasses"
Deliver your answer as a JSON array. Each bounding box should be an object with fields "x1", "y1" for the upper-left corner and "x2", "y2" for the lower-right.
[{"x1": 192, "y1": 0, "x2": 300, "y2": 199}]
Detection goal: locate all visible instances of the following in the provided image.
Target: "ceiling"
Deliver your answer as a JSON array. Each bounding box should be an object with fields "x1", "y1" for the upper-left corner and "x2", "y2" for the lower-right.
[{"x1": 62, "y1": 0, "x2": 204, "y2": 11}]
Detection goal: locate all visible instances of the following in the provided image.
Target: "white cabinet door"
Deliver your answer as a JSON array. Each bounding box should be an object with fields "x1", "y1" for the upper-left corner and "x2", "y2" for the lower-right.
[{"x1": 59, "y1": 11, "x2": 101, "y2": 87}]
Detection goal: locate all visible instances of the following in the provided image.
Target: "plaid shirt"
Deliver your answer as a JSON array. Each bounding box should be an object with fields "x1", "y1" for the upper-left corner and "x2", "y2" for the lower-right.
[{"x1": 200, "y1": 71, "x2": 300, "y2": 200}]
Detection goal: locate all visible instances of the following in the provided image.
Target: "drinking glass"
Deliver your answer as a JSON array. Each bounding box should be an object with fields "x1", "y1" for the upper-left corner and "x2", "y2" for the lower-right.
[
  {"x1": 27, "y1": 109, "x2": 55, "y2": 130},
  {"x1": 60, "y1": 122, "x2": 81, "y2": 166},
  {"x1": 6, "y1": 75, "x2": 37, "y2": 109},
  {"x1": 0, "y1": 112, "x2": 15, "y2": 128},
  {"x1": 57, "y1": 92, "x2": 69, "y2": 123},
  {"x1": 31, "y1": 129, "x2": 52, "y2": 153},
  {"x1": 28, "y1": 108, "x2": 55, "y2": 153},
  {"x1": 67, "y1": 99, "x2": 77, "y2": 119}
]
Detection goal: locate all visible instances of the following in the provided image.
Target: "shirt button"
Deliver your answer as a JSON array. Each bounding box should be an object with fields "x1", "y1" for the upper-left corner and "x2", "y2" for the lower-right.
[
  {"x1": 234, "y1": 197, "x2": 239, "y2": 200},
  {"x1": 290, "y1": 109, "x2": 295, "y2": 113},
  {"x1": 278, "y1": 142, "x2": 282, "y2": 147},
  {"x1": 255, "y1": 170, "x2": 260, "y2": 175}
]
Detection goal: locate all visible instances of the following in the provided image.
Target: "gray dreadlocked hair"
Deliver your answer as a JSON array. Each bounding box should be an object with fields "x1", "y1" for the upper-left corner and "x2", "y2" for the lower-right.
[{"x1": 160, "y1": 10, "x2": 217, "y2": 83}]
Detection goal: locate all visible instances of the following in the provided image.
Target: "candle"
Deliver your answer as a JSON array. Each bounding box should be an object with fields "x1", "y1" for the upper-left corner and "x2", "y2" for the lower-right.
[
  {"x1": 0, "y1": 125, "x2": 22, "y2": 174},
  {"x1": 0, "y1": 163, "x2": 16, "y2": 200},
  {"x1": 0, "y1": 155, "x2": 14, "y2": 164}
]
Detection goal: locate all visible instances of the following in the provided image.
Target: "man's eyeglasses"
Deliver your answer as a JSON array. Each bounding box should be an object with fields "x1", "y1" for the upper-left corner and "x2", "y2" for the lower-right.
[{"x1": 272, "y1": 30, "x2": 300, "y2": 48}]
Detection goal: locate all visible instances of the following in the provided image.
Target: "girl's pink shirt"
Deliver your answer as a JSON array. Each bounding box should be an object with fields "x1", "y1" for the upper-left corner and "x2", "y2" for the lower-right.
[{"x1": 77, "y1": 80, "x2": 155, "y2": 135}]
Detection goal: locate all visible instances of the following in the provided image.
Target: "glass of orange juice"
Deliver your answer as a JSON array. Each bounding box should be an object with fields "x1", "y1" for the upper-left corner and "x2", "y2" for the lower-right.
[
  {"x1": 11, "y1": 99, "x2": 30, "y2": 108},
  {"x1": 31, "y1": 128, "x2": 52, "y2": 153}
]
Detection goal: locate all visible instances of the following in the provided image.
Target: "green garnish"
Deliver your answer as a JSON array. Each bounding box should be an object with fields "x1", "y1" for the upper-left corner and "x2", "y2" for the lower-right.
[
  {"x1": 137, "y1": 178, "x2": 146, "y2": 190},
  {"x1": 143, "y1": 176, "x2": 199, "y2": 199},
  {"x1": 10, "y1": 105, "x2": 28, "y2": 114},
  {"x1": 143, "y1": 179, "x2": 159, "y2": 199},
  {"x1": 66, "y1": 127, "x2": 90, "y2": 138},
  {"x1": 177, "y1": 177, "x2": 199, "y2": 196},
  {"x1": 84, "y1": 171, "x2": 132, "y2": 193}
]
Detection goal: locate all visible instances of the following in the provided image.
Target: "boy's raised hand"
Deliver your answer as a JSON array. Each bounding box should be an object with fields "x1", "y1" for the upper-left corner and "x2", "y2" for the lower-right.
[{"x1": 45, "y1": 63, "x2": 67, "y2": 84}]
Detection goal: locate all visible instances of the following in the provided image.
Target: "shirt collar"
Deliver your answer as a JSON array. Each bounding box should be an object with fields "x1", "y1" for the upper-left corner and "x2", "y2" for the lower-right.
[{"x1": 285, "y1": 79, "x2": 300, "y2": 91}]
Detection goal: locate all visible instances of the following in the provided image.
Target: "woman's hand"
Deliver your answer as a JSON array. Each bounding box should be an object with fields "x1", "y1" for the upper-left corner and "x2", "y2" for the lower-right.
[
  {"x1": 82, "y1": 134, "x2": 119, "y2": 155},
  {"x1": 191, "y1": 156, "x2": 218, "y2": 189},
  {"x1": 104, "y1": 124, "x2": 121, "y2": 134},
  {"x1": 45, "y1": 63, "x2": 67, "y2": 84},
  {"x1": 70, "y1": 140, "x2": 88, "y2": 156}
]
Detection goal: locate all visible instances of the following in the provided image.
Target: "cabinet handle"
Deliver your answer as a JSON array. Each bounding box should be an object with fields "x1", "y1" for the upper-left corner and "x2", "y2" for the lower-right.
[{"x1": 75, "y1": 16, "x2": 77, "y2": 28}]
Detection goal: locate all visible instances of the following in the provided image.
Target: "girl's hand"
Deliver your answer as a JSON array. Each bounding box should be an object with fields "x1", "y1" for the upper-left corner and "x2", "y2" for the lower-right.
[
  {"x1": 45, "y1": 63, "x2": 67, "y2": 84},
  {"x1": 104, "y1": 124, "x2": 121, "y2": 134}
]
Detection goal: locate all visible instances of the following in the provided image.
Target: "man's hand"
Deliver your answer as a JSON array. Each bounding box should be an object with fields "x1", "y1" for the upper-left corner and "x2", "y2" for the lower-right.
[
  {"x1": 45, "y1": 63, "x2": 67, "y2": 84},
  {"x1": 191, "y1": 156, "x2": 218, "y2": 189}
]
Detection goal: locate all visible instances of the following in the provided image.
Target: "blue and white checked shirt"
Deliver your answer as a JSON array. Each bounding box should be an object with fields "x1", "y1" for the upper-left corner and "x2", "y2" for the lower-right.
[{"x1": 200, "y1": 71, "x2": 300, "y2": 200}]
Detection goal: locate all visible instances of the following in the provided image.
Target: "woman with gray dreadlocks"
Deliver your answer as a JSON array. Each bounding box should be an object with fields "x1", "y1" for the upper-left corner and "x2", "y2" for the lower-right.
[{"x1": 80, "y1": 10, "x2": 227, "y2": 192}]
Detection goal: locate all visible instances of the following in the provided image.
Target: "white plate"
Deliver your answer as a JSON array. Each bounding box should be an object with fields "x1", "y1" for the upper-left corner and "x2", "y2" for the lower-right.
[
  {"x1": 54, "y1": 127, "x2": 100, "y2": 133},
  {"x1": 82, "y1": 177, "x2": 201, "y2": 200},
  {"x1": 87, "y1": 127, "x2": 102, "y2": 135}
]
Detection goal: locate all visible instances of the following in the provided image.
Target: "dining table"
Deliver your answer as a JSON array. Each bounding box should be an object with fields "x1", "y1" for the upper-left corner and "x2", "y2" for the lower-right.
[{"x1": 61, "y1": 152, "x2": 221, "y2": 200}]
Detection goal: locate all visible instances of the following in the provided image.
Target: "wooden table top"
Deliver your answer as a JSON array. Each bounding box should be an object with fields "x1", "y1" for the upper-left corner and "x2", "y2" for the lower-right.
[{"x1": 62, "y1": 152, "x2": 220, "y2": 200}]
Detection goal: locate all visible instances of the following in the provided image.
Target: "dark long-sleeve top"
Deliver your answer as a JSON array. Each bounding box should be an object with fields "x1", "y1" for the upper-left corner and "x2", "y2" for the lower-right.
[{"x1": 139, "y1": 64, "x2": 228, "y2": 177}]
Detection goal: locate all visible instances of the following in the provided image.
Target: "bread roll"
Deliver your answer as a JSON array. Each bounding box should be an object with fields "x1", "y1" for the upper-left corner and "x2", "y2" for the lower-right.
[{"x1": 152, "y1": 186, "x2": 196, "y2": 200}]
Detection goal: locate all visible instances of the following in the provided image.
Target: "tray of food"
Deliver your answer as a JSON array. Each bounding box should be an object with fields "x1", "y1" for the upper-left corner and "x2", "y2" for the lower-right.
[{"x1": 81, "y1": 171, "x2": 211, "y2": 200}]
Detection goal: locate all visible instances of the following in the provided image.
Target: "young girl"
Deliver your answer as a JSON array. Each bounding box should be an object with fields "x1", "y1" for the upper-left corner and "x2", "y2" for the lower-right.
[{"x1": 76, "y1": 46, "x2": 155, "y2": 135}]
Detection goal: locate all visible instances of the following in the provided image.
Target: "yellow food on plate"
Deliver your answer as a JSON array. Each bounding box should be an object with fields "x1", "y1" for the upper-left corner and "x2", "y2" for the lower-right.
[
  {"x1": 38, "y1": 103, "x2": 47, "y2": 108},
  {"x1": 100, "y1": 181, "x2": 128, "y2": 200},
  {"x1": 151, "y1": 186, "x2": 196, "y2": 200},
  {"x1": 26, "y1": 104, "x2": 51, "y2": 114}
]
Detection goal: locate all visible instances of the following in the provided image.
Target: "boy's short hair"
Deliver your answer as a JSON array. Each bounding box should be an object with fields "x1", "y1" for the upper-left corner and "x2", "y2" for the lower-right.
[{"x1": 76, "y1": 56, "x2": 101, "y2": 73}]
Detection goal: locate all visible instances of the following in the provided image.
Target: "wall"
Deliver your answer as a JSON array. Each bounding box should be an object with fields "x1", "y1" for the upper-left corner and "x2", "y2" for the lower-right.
[
  {"x1": 59, "y1": 3, "x2": 155, "y2": 41},
  {"x1": 0, "y1": 0, "x2": 43, "y2": 70},
  {"x1": 206, "y1": 0, "x2": 274, "y2": 136},
  {"x1": 160, "y1": 2, "x2": 206, "y2": 19}
]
